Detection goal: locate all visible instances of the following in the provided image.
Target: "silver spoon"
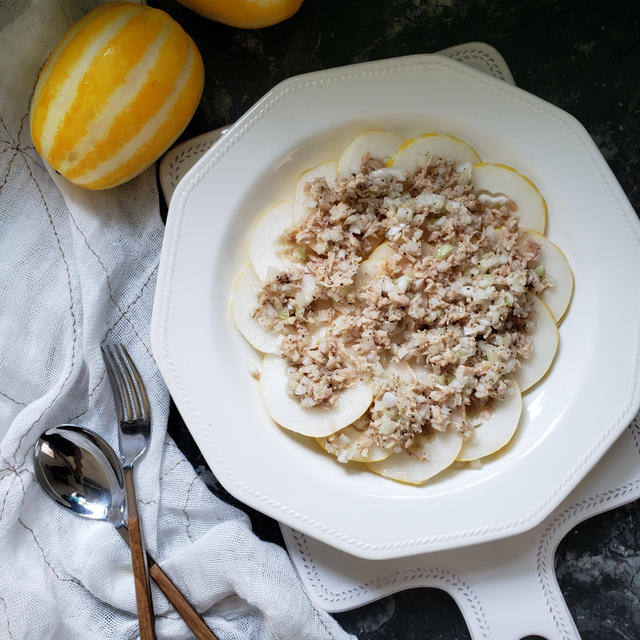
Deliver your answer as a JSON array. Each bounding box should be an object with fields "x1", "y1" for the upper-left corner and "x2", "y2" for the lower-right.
[{"x1": 34, "y1": 425, "x2": 218, "y2": 640}]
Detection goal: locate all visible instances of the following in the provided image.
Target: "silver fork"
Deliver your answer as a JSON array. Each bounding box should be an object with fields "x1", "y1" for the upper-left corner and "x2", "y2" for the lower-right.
[{"x1": 102, "y1": 343, "x2": 156, "y2": 640}]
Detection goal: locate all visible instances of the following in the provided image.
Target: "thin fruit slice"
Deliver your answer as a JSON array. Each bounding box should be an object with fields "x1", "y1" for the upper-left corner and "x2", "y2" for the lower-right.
[
  {"x1": 249, "y1": 200, "x2": 294, "y2": 281},
  {"x1": 293, "y1": 160, "x2": 338, "y2": 224},
  {"x1": 515, "y1": 295, "x2": 559, "y2": 392},
  {"x1": 317, "y1": 417, "x2": 391, "y2": 463},
  {"x1": 456, "y1": 381, "x2": 523, "y2": 462},
  {"x1": 230, "y1": 268, "x2": 280, "y2": 354},
  {"x1": 523, "y1": 231, "x2": 574, "y2": 323},
  {"x1": 472, "y1": 163, "x2": 547, "y2": 234},
  {"x1": 338, "y1": 130, "x2": 406, "y2": 176},
  {"x1": 260, "y1": 354, "x2": 373, "y2": 437},
  {"x1": 388, "y1": 133, "x2": 480, "y2": 172},
  {"x1": 366, "y1": 429, "x2": 463, "y2": 485}
]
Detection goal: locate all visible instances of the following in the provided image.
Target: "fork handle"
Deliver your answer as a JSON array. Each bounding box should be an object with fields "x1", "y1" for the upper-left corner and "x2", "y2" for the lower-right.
[
  {"x1": 116, "y1": 527, "x2": 218, "y2": 639},
  {"x1": 148, "y1": 562, "x2": 219, "y2": 640},
  {"x1": 128, "y1": 514, "x2": 157, "y2": 640},
  {"x1": 123, "y1": 465, "x2": 156, "y2": 640}
]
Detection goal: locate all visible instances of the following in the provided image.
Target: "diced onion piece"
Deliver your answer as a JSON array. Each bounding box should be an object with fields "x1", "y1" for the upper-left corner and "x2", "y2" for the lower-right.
[{"x1": 436, "y1": 243, "x2": 454, "y2": 260}]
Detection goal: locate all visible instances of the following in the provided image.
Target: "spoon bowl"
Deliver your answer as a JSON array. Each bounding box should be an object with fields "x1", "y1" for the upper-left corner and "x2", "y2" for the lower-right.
[
  {"x1": 34, "y1": 424, "x2": 126, "y2": 529},
  {"x1": 33, "y1": 424, "x2": 219, "y2": 640}
]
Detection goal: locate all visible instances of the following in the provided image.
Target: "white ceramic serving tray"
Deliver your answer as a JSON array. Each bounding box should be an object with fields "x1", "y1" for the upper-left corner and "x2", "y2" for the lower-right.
[{"x1": 152, "y1": 46, "x2": 640, "y2": 559}]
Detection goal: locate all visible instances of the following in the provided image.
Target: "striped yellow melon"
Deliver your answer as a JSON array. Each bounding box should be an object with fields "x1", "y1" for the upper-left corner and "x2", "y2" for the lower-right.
[
  {"x1": 30, "y1": 2, "x2": 204, "y2": 190},
  {"x1": 176, "y1": 0, "x2": 303, "y2": 28}
]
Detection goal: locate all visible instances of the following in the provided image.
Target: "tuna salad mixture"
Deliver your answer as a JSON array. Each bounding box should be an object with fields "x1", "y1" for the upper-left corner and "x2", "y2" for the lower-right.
[{"x1": 253, "y1": 153, "x2": 549, "y2": 461}]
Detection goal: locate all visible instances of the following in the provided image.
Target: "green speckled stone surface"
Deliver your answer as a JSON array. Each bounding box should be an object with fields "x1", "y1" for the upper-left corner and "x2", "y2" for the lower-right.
[{"x1": 151, "y1": 0, "x2": 640, "y2": 637}]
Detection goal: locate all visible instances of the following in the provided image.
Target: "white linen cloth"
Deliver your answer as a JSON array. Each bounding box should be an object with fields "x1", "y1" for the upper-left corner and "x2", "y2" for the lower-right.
[{"x1": 0, "y1": 1, "x2": 353, "y2": 638}]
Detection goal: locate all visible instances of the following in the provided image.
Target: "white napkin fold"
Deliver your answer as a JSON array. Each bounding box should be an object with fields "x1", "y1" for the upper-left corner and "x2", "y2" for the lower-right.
[{"x1": 0, "y1": 1, "x2": 353, "y2": 638}]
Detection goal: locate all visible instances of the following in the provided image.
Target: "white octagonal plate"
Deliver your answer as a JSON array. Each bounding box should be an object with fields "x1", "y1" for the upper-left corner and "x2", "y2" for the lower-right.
[{"x1": 151, "y1": 54, "x2": 640, "y2": 559}]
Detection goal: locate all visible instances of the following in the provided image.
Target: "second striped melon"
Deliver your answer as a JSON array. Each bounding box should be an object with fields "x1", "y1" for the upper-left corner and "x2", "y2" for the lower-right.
[{"x1": 30, "y1": 2, "x2": 204, "y2": 190}]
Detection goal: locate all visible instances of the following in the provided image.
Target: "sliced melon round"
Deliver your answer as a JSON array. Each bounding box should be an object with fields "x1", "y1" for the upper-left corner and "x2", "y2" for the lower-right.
[
  {"x1": 260, "y1": 354, "x2": 373, "y2": 437},
  {"x1": 249, "y1": 201, "x2": 294, "y2": 281},
  {"x1": 472, "y1": 163, "x2": 547, "y2": 234},
  {"x1": 523, "y1": 231, "x2": 574, "y2": 323},
  {"x1": 388, "y1": 133, "x2": 480, "y2": 173},
  {"x1": 366, "y1": 429, "x2": 463, "y2": 485},
  {"x1": 338, "y1": 130, "x2": 405, "y2": 176},
  {"x1": 456, "y1": 381, "x2": 523, "y2": 462},
  {"x1": 293, "y1": 160, "x2": 338, "y2": 224},
  {"x1": 317, "y1": 418, "x2": 391, "y2": 463},
  {"x1": 515, "y1": 295, "x2": 559, "y2": 392},
  {"x1": 230, "y1": 269, "x2": 281, "y2": 354}
]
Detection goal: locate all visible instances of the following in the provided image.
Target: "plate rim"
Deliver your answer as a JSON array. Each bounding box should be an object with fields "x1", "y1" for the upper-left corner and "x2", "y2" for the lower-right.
[{"x1": 151, "y1": 53, "x2": 640, "y2": 558}]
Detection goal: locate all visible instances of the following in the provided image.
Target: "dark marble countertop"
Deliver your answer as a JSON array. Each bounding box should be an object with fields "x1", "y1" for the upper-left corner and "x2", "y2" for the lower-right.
[{"x1": 151, "y1": 1, "x2": 640, "y2": 637}]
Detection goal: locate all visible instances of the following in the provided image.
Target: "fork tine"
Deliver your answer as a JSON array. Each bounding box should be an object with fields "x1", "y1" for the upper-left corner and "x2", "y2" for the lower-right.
[
  {"x1": 102, "y1": 344, "x2": 129, "y2": 423},
  {"x1": 119, "y1": 344, "x2": 151, "y2": 421},
  {"x1": 105, "y1": 347, "x2": 135, "y2": 421},
  {"x1": 113, "y1": 344, "x2": 143, "y2": 421}
]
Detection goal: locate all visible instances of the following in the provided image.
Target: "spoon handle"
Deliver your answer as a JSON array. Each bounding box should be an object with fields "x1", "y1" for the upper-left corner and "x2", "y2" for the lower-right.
[{"x1": 147, "y1": 561, "x2": 220, "y2": 640}]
